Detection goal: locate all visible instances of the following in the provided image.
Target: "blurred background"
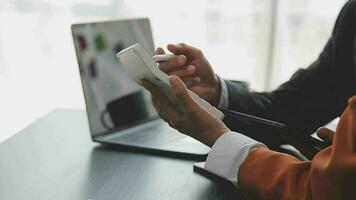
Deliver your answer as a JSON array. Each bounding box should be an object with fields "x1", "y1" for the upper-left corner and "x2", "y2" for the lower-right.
[{"x1": 0, "y1": 0, "x2": 346, "y2": 142}]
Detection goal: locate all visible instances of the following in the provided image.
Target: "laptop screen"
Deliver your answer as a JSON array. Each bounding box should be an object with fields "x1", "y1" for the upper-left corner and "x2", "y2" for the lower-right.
[{"x1": 72, "y1": 18, "x2": 158, "y2": 136}]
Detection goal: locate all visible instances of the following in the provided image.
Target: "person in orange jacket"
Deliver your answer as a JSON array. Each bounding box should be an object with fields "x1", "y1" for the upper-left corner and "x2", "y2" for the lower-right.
[
  {"x1": 142, "y1": 77, "x2": 355, "y2": 199},
  {"x1": 141, "y1": 1, "x2": 356, "y2": 199}
]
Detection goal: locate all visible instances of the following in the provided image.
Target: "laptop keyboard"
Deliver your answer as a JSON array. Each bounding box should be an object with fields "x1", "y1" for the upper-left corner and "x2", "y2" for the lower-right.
[{"x1": 106, "y1": 121, "x2": 187, "y2": 146}]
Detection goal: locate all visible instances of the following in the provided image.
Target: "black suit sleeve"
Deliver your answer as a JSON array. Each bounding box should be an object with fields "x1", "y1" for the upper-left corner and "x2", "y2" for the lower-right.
[{"x1": 224, "y1": 0, "x2": 356, "y2": 135}]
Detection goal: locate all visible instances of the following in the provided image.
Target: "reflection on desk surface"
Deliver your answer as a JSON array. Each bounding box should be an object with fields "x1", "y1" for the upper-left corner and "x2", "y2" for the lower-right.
[{"x1": 0, "y1": 109, "x2": 244, "y2": 200}]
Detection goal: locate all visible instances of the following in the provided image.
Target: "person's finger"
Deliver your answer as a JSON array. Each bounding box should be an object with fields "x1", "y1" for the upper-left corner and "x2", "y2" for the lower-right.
[
  {"x1": 167, "y1": 43, "x2": 202, "y2": 60},
  {"x1": 182, "y1": 77, "x2": 201, "y2": 87},
  {"x1": 158, "y1": 111, "x2": 170, "y2": 123},
  {"x1": 141, "y1": 79, "x2": 181, "y2": 120},
  {"x1": 137, "y1": 79, "x2": 144, "y2": 86},
  {"x1": 141, "y1": 80, "x2": 171, "y2": 107},
  {"x1": 150, "y1": 93, "x2": 171, "y2": 123},
  {"x1": 150, "y1": 94, "x2": 162, "y2": 113},
  {"x1": 316, "y1": 127, "x2": 335, "y2": 145},
  {"x1": 141, "y1": 79, "x2": 162, "y2": 97},
  {"x1": 167, "y1": 65, "x2": 196, "y2": 77},
  {"x1": 155, "y1": 47, "x2": 168, "y2": 69},
  {"x1": 169, "y1": 75, "x2": 198, "y2": 111},
  {"x1": 156, "y1": 47, "x2": 165, "y2": 55},
  {"x1": 159, "y1": 55, "x2": 186, "y2": 73}
]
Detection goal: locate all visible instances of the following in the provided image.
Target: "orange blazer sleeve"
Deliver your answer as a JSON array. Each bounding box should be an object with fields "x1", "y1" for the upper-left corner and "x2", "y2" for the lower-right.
[{"x1": 238, "y1": 95, "x2": 356, "y2": 200}]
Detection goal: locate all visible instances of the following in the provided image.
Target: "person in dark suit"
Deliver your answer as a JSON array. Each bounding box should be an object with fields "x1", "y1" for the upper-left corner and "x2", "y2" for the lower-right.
[{"x1": 141, "y1": 0, "x2": 356, "y2": 199}]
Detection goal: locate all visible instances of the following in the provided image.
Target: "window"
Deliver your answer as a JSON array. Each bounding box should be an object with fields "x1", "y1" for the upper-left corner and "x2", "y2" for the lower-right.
[
  {"x1": 0, "y1": 0, "x2": 346, "y2": 141},
  {"x1": 268, "y1": 0, "x2": 345, "y2": 89}
]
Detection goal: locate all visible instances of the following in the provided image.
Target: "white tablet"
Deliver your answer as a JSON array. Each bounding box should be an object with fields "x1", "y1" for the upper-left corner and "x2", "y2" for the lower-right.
[{"x1": 116, "y1": 43, "x2": 224, "y2": 120}]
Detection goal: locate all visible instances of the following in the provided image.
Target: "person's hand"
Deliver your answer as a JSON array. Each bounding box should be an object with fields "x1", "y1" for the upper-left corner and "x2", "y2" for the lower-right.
[
  {"x1": 156, "y1": 43, "x2": 221, "y2": 106},
  {"x1": 316, "y1": 127, "x2": 335, "y2": 145},
  {"x1": 140, "y1": 75, "x2": 230, "y2": 147}
]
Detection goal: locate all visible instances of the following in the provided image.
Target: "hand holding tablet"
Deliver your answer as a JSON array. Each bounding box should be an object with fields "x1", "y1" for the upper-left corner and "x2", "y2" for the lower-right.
[{"x1": 116, "y1": 43, "x2": 224, "y2": 120}]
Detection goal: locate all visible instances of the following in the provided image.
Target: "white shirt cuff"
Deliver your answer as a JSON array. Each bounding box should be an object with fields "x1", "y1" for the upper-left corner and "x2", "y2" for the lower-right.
[
  {"x1": 217, "y1": 76, "x2": 229, "y2": 109},
  {"x1": 204, "y1": 131, "x2": 267, "y2": 187}
]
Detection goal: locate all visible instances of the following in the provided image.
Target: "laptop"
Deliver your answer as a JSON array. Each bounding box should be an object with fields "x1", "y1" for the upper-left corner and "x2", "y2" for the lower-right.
[{"x1": 71, "y1": 18, "x2": 210, "y2": 157}]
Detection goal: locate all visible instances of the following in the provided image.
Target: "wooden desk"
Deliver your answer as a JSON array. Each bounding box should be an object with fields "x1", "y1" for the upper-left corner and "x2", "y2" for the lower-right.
[{"x1": 0, "y1": 109, "x2": 245, "y2": 200}]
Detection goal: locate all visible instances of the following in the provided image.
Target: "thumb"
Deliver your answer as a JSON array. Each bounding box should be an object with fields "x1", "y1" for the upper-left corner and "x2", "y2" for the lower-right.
[
  {"x1": 167, "y1": 43, "x2": 187, "y2": 55},
  {"x1": 169, "y1": 75, "x2": 197, "y2": 111},
  {"x1": 317, "y1": 127, "x2": 335, "y2": 145},
  {"x1": 156, "y1": 47, "x2": 165, "y2": 55}
]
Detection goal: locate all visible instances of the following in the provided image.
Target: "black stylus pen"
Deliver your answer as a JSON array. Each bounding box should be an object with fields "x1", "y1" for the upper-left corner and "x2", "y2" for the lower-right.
[{"x1": 221, "y1": 109, "x2": 328, "y2": 150}]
